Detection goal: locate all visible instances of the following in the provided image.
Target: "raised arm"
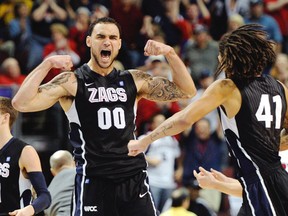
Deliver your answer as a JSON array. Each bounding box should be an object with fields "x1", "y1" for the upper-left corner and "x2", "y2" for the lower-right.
[
  {"x1": 128, "y1": 79, "x2": 237, "y2": 156},
  {"x1": 12, "y1": 55, "x2": 75, "y2": 112},
  {"x1": 133, "y1": 40, "x2": 196, "y2": 101},
  {"x1": 265, "y1": 0, "x2": 288, "y2": 12}
]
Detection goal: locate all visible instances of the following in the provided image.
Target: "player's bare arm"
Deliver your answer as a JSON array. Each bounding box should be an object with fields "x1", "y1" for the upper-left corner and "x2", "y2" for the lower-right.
[
  {"x1": 194, "y1": 167, "x2": 242, "y2": 197},
  {"x1": 9, "y1": 146, "x2": 43, "y2": 216},
  {"x1": 143, "y1": 40, "x2": 196, "y2": 97},
  {"x1": 19, "y1": 146, "x2": 42, "y2": 173},
  {"x1": 12, "y1": 55, "x2": 75, "y2": 112},
  {"x1": 14, "y1": 72, "x2": 76, "y2": 112},
  {"x1": 128, "y1": 79, "x2": 238, "y2": 156},
  {"x1": 131, "y1": 70, "x2": 190, "y2": 101}
]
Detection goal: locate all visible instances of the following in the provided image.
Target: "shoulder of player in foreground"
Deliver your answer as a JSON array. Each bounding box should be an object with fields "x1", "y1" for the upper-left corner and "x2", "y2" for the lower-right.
[{"x1": 207, "y1": 78, "x2": 236, "y2": 91}]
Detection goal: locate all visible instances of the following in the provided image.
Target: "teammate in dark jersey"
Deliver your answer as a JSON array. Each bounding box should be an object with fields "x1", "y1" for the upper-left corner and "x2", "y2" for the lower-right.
[
  {"x1": 0, "y1": 96, "x2": 51, "y2": 215},
  {"x1": 12, "y1": 17, "x2": 196, "y2": 216},
  {"x1": 127, "y1": 24, "x2": 288, "y2": 216}
]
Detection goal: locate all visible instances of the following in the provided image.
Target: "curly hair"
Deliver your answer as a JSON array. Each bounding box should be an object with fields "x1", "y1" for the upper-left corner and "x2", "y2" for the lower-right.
[{"x1": 215, "y1": 24, "x2": 276, "y2": 79}]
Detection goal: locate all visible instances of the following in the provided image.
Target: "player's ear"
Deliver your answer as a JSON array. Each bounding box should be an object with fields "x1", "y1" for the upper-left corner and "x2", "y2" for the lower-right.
[
  {"x1": 86, "y1": 36, "x2": 91, "y2": 48},
  {"x1": 118, "y1": 39, "x2": 122, "y2": 50},
  {"x1": 50, "y1": 168, "x2": 56, "y2": 176},
  {"x1": 2, "y1": 113, "x2": 10, "y2": 124}
]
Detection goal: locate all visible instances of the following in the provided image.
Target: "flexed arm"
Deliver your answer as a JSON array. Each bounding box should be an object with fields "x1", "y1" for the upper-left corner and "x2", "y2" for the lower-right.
[
  {"x1": 12, "y1": 55, "x2": 74, "y2": 112},
  {"x1": 134, "y1": 40, "x2": 196, "y2": 100}
]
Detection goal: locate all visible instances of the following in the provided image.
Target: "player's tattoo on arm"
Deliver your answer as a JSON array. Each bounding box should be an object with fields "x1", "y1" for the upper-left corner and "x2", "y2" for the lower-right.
[
  {"x1": 38, "y1": 73, "x2": 71, "y2": 93},
  {"x1": 150, "y1": 122, "x2": 174, "y2": 142},
  {"x1": 134, "y1": 70, "x2": 186, "y2": 101},
  {"x1": 147, "y1": 78, "x2": 185, "y2": 100}
]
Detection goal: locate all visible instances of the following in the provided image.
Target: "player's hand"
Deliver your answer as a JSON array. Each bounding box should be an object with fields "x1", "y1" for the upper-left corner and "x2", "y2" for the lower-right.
[
  {"x1": 143, "y1": 40, "x2": 172, "y2": 56},
  {"x1": 127, "y1": 140, "x2": 148, "y2": 157},
  {"x1": 193, "y1": 166, "x2": 219, "y2": 190},
  {"x1": 209, "y1": 167, "x2": 231, "y2": 183},
  {"x1": 9, "y1": 205, "x2": 35, "y2": 216},
  {"x1": 45, "y1": 55, "x2": 73, "y2": 71}
]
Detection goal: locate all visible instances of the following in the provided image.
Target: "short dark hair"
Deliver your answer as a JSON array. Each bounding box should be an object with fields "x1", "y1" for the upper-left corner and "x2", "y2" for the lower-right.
[
  {"x1": 171, "y1": 187, "x2": 190, "y2": 207},
  {"x1": 215, "y1": 24, "x2": 276, "y2": 79},
  {"x1": 87, "y1": 17, "x2": 122, "y2": 37},
  {"x1": 250, "y1": 0, "x2": 263, "y2": 5},
  {"x1": 0, "y1": 96, "x2": 18, "y2": 129}
]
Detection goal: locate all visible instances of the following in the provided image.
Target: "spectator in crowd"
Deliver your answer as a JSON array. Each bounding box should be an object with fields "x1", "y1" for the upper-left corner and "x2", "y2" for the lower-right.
[
  {"x1": 208, "y1": 0, "x2": 228, "y2": 41},
  {"x1": 140, "y1": 0, "x2": 165, "y2": 19},
  {"x1": 179, "y1": 118, "x2": 227, "y2": 212},
  {"x1": 182, "y1": 24, "x2": 219, "y2": 87},
  {"x1": 0, "y1": 6, "x2": 15, "y2": 62},
  {"x1": 8, "y1": 1, "x2": 32, "y2": 74},
  {"x1": 63, "y1": 0, "x2": 77, "y2": 27},
  {"x1": 185, "y1": 179, "x2": 217, "y2": 216},
  {"x1": 43, "y1": 23, "x2": 80, "y2": 83},
  {"x1": 69, "y1": 7, "x2": 91, "y2": 66},
  {"x1": 27, "y1": 0, "x2": 68, "y2": 71},
  {"x1": 0, "y1": 0, "x2": 32, "y2": 25},
  {"x1": 90, "y1": 3, "x2": 109, "y2": 22},
  {"x1": 225, "y1": 0, "x2": 251, "y2": 18},
  {"x1": 161, "y1": 0, "x2": 191, "y2": 45},
  {"x1": 270, "y1": 53, "x2": 288, "y2": 87},
  {"x1": 189, "y1": 70, "x2": 219, "y2": 133},
  {"x1": 110, "y1": 0, "x2": 144, "y2": 68},
  {"x1": 183, "y1": 0, "x2": 211, "y2": 35},
  {"x1": 160, "y1": 187, "x2": 197, "y2": 216},
  {"x1": 264, "y1": 0, "x2": 288, "y2": 54},
  {"x1": 0, "y1": 57, "x2": 26, "y2": 85},
  {"x1": 141, "y1": 1, "x2": 183, "y2": 51},
  {"x1": 45, "y1": 150, "x2": 75, "y2": 216},
  {"x1": 245, "y1": 0, "x2": 283, "y2": 53},
  {"x1": 68, "y1": 0, "x2": 95, "y2": 12},
  {"x1": 143, "y1": 113, "x2": 181, "y2": 213},
  {"x1": 227, "y1": 13, "x2": 245, "y2": 33}
]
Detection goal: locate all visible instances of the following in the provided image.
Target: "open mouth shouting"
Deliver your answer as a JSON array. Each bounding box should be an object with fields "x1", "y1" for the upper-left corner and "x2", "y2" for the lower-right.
[{"x1": 101, "y1": 50, "x2": 111, "y2": 63}]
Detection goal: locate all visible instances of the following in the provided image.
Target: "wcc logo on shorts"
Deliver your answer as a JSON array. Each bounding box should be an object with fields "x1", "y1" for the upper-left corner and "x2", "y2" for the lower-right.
[{"x1": 84, "y1": 206, "x2": 98, "y2": 212}]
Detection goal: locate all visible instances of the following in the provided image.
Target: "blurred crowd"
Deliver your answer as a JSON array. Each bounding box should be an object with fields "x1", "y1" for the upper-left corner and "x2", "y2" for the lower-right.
[{"x1": 1, "y1": 0, "x2": 288, "y2": 215}]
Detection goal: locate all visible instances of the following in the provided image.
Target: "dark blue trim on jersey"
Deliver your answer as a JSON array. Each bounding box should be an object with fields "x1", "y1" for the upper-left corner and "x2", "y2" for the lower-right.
[
  {"x1": 0, "y1": 137, "x2": 15, "y2": 154},
  {"x1": 73, "y1": 174, "x2": 85, "y2": 215}
]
